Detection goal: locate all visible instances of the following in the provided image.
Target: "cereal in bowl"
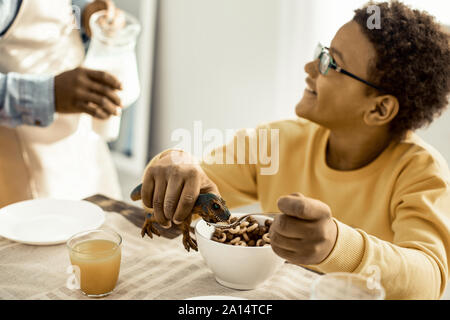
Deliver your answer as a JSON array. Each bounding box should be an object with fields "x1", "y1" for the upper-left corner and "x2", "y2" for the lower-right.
[{"x1": 211, "y1": 216, "x2": 272, "y2": 247}]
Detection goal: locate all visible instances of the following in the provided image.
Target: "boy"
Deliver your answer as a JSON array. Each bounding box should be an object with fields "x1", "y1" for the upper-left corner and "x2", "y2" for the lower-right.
[{"x1": 137, "y1": 1, "x2": 450, "y2": 299}]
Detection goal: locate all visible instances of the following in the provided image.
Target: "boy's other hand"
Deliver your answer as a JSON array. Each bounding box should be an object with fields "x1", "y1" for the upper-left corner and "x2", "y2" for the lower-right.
[{"x1": 270, "y1": 193, "x2": 338, "y2": 265}]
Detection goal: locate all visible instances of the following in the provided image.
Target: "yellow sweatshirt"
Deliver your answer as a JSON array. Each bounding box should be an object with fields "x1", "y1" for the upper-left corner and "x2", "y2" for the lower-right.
[{"x1": 196, "y1": 118, "x2": 450, "y2": 300}]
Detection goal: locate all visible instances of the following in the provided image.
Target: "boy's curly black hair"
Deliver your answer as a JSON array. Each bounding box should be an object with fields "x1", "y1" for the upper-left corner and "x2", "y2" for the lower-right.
[{"x1": 353, "y1": 1, "x2": 450, "y2": 140}]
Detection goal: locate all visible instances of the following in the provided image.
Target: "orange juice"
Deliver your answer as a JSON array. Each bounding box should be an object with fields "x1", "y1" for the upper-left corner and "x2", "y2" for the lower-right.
[{"x1": 69, "y1": 239, "x2": 121, "y2": 296}]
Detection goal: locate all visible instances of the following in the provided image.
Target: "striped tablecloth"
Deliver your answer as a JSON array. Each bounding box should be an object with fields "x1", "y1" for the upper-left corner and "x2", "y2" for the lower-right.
[{"x1": 0, "y1": 196, "x2": 320, "y2": 300}]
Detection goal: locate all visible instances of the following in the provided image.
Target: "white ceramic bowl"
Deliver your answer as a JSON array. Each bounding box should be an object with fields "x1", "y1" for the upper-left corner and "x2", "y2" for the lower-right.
[{"x1": 195, "y1": 214, "x2": 285, "y2": 290}]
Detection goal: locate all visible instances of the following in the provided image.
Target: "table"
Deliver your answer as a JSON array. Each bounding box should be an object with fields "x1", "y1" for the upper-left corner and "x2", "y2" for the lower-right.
[{"x1": 0, "y1": 195, "x2": 320, "y2": 300}]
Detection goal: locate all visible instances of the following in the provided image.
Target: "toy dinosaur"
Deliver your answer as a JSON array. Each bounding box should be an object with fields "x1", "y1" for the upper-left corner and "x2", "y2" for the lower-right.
[{"x1": 130, "y1": 184, "x2": 231, "y2": 252}]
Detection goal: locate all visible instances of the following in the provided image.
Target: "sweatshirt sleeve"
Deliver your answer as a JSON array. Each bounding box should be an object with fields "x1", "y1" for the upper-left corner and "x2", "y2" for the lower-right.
[{"x1": 309, "y1": 153, "x2": 450, "y2": 300}]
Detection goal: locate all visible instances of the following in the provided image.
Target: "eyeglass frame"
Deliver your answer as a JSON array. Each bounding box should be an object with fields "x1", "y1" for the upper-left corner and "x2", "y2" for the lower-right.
[{"x1": 315, "y1": 43, "x2": 385, "y2": 93}]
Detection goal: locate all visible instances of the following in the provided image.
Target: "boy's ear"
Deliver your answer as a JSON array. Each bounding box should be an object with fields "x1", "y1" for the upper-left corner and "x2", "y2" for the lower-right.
[{"x1": 364, "y1": 95, "x2": 399, "y2": 126}]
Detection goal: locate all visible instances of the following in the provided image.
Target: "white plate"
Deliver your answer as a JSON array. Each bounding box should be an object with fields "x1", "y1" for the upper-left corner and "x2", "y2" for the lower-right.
[
  {"x1": 0, "y1": 199, "x2": 105, "y2": 245},
  {"x1": 186, "y1": 296, "x2": 247, "y2": 300}
]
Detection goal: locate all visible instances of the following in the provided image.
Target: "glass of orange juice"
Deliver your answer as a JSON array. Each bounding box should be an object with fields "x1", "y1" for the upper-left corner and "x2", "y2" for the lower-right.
[{"x1": 67, "y1": 229, "x2": 122, "y2": 298}]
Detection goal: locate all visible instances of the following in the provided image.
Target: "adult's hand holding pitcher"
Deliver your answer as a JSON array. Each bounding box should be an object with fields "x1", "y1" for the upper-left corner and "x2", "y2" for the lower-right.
[{"x1": 54, "y1": 67, "x2": 123, "y2": 119}]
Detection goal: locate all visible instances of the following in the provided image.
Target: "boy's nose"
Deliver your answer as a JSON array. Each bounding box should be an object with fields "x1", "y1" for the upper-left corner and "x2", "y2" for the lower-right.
[{"x1": 304, "y1": 60, "x2": 319, "y2": 78}]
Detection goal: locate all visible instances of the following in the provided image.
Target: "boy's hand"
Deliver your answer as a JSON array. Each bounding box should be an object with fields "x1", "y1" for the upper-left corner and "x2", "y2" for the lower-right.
[
  {"x1": 270, "y1": 193, "x2": 338, "y2": 265},
  {"x1": 140, "y1": 150, "x2": 220, "y2": 228}
]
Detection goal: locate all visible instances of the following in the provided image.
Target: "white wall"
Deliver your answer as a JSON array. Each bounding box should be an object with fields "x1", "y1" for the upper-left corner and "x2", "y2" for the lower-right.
[
  {"x1": 149, "y1": 0, "x2": 450, "y2": 162},
  {"x1": 149, "y1": 0, "x2": 312, "y2": 157}
]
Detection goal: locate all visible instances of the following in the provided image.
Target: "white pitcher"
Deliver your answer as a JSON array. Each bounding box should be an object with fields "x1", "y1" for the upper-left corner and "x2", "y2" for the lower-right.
[{"x1": 83, "y1": 9, "x2": 141, "y2": 142}]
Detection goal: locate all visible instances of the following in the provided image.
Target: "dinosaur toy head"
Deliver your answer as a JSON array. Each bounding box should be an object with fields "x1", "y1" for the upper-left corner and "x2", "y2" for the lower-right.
[{"x1": 193, "y1": 193, "x2": 231, "y2": 223}]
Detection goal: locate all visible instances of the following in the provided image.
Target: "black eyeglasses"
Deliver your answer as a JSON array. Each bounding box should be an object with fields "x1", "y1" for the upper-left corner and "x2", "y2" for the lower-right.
[{"x1": 314, "y1": 43, "x2": 384, "y2": 92}]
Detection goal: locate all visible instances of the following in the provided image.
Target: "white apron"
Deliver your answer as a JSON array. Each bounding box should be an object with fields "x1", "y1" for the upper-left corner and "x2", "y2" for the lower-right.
[{"x1": 0, "y1": 0, "x2": 122, "y2": 208}]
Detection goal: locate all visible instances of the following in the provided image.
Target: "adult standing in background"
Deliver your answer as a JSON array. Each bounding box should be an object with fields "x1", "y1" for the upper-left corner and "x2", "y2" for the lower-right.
[{"x1": 0, "y1": 0, "x2": 125, "y2": 207}]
